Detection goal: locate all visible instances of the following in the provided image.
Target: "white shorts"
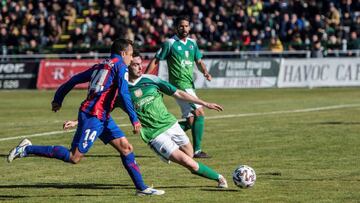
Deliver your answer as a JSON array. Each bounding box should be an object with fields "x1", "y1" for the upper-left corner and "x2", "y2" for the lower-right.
[
  {"x1": 175, "y1": 88, "x2": 202, "y2": 118},
  {"x1": 149, "y1": 122, "x2": 190, "y2": 162}
]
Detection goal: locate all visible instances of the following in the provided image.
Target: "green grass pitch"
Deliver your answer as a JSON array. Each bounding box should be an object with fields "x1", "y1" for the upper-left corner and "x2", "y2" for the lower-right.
[{"x1": 0, "y1": 88, "x2": 359, "y2": 202}]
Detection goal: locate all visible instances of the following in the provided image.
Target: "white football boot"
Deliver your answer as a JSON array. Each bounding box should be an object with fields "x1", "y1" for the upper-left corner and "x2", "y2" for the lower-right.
[
  {"x1": 136, "y1": 187, "x2": 165, "y2": 196},
  {"x1": 218, "y1": 175, "x2": 228, "y2": 188},
  {"x1": 7, "y1": 138, "x2": 32, "y2": 163}
]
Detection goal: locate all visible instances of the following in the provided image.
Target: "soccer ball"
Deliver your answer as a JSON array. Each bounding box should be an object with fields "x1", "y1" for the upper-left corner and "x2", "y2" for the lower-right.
[{"x1": 232, "y1": 165, "x2": 256, "y2": 188}]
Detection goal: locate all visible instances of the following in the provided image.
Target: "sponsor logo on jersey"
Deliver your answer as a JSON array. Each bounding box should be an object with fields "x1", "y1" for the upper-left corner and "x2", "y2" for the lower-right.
[
  {"x1": 137, "y1": 96, "x2": 155, "y2": 107},
  {"x1": 185, "y1": 51, "x2": 189, "y2": 58},
  {"x1": 177, "y1": 46, "x2": 182, "y2": 50},
  {"x1": 134, "y1": 89, "x2": 143, "y2": 97}
]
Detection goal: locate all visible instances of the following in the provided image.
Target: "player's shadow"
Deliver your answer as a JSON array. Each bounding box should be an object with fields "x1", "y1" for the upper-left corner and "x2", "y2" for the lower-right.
[
  {"x1": 314, "y1": 121, "x2": 360, "y2": 125},
  {"x1": 0, "y1": 193, "x2": 127, "y2": 201},
  {"x1": 0, "y1": 183, "x2": 134, "y2": 190},
  {"x1": 157, "y1": 185, "x2": 239, "y2": 192},
  {"x1": 0, "y1": 183, "x2": 132, "y2": 200},
  {"x1": 85, "y1": 154, "x2": 154, "y2": 158},
  {"x1": 201, "y1": 188, "x2": 239, "y2": 192},
  {"x1": 0, "y1": 154, "x2": 153, "y2": 158}
]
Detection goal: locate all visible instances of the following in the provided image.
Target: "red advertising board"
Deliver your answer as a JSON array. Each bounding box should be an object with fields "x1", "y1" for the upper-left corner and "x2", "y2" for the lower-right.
[{"x1": 37, "y1": 59, "x2": 152, "y2": 89}]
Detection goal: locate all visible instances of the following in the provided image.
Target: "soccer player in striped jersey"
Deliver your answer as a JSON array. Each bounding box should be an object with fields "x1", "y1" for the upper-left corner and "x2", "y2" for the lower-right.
[
  {"x1": 7, "y1": 39, "x2": 164, "y2": 196},
  {"x1": 146, "y1": 16, "x2": 212, "y2": 158},
  {"x1": 63, "y1": 52, "x2": 228, "y2": 188}
]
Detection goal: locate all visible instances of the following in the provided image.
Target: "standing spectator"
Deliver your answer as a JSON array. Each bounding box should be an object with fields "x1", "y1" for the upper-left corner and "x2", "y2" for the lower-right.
[
  {"x1": 280, "y1": 13, "x2": 292, "y2": 42},
  {"x1": 247, "y1": 0, "x2": 263, "y2": 18},
  {"x1": 311, "y1": 40, "x2": 324, "y2": 58},
  {"x1": 269, "y1": 36, "x2": 283, "y2": 52},
  {"x1": 347, "y1": 31, "x2": 360, "y2": 50},
  {"x1": 62, "y1": 3, "x2": 77, "y2": 31},
  {"x1": 289, "y1": 33, "x2": 305, "y2": 50},
  {"x1": 327, "y1": 3, "x2": 340, "y2": 28},
  {"x1": 69, "y1": 27, "x2": 84, "y2": 47},
  {"x1": 46, "y1": 15, "x2": 62, "y2": 45}
]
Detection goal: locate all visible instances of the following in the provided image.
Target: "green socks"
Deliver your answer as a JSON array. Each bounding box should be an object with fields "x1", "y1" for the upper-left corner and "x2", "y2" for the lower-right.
[
  {"x1": 192, "y1": 115, "x2": 204, "y2": 153},
  {"x1": 193, "y1": 162, "x2": 219, "y2": 180}
]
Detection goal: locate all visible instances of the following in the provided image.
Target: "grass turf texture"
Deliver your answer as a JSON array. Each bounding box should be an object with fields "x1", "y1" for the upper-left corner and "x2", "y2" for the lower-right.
[{"x1": 0, "y1": 88, "x2": 359, "y2": 202}]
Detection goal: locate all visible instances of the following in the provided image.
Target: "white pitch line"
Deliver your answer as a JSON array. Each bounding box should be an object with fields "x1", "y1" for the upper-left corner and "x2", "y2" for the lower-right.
[
  {"x1": 205, "y1": 103, "x2": 360, "y2": 120},
  {"x1": 0, "y1": 123, "x2": 132, "y2": 142},
  {"x1": 1, "y1": 103, "x2": 359, "y2": 142}
]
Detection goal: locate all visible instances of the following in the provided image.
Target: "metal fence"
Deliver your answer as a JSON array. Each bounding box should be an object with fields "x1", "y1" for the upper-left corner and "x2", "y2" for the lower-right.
[{"x1": 1, "y1": 50, "x2": 359, "y2": 62}]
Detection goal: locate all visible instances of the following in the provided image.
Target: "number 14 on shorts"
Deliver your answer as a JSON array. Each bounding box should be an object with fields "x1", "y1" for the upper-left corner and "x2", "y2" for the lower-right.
[{"x1": 83, "y1": 129, "x2": 97, "y2": 149}]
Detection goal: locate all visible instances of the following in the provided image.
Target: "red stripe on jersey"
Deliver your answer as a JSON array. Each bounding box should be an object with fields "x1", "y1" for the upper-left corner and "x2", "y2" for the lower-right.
[{"x1": 111, "y1": 58, "x2": 119, "y2": 64}]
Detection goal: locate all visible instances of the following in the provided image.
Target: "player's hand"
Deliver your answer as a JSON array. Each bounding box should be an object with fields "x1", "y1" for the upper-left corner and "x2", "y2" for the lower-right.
[
  {"x1": 132, "y1": 121, "x2": 142, "y2": 134},
  {"x1": 63, "y1": 120, "x2": 78, "y2": 130},
  {"x1": 204, "y1": 102, "x2": 223, "y2": 112},
  {"x1": 52, "y1": 101, "x2": 61, "y2": 112},
  {"x1": 204, "y1": 73, "x2": 212, "y2": 81}
]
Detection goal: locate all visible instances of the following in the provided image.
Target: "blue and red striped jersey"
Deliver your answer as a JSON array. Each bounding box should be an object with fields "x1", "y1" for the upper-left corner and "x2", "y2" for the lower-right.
[{"x1": 53, "y1": 54, "x2": 139, "y2": 124}]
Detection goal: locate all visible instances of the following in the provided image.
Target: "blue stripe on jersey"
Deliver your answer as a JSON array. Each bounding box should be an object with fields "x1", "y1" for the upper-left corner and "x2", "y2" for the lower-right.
[{"x1": 53, "y1": 54, "x2": 139, "y2": 124}]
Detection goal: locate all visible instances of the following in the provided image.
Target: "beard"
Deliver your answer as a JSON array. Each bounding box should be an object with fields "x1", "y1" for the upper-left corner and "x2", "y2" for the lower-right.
[{"x1": 178, "y1": 31, "x2": 189, "y2": 38}]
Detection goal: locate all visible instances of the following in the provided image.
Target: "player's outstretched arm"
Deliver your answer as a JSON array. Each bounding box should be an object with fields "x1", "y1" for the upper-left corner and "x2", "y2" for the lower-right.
[
  {"x1": 145, "y1": 57, "x2": 160, "y2": 74},
  {"x1": 52, "y1": 67, "x2": 94, "y2": 112},
  {"x1": 196, "y1": 60, "x2": 212, "y2": 81},
  {"x1": 172, "y1": 90, "x2": 223, "y2": 112}
]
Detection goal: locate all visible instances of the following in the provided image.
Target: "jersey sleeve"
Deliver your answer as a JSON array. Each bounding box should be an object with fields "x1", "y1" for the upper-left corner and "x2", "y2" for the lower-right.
[
  {"x1": 150, "y1": 75, "x2": 177, "y2": 96},
  {"x1": 155, "y1": 40, "x2": 171, "y2": 60},
  {"x1": 53, "y1": 67, "x2": 94, "y2": 105},
  {"x1": 116, "y1": 64, "x2": 139, "y2": 125},
  {"x1": 194, "y1": 41, "x2": 203, "y2": 61}
]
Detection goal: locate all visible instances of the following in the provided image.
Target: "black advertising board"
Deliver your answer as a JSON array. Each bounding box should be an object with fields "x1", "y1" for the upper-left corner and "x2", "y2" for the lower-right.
[{"x1": 0, "y1": 62, "x2": 39, "y2": 89}]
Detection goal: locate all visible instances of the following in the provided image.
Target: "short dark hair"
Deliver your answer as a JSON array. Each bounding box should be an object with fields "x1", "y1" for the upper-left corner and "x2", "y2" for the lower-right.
[
  {"x1": 174, "y1": 15, "x2": 190, "y2": 27},
  {"x1": 110, "y1": 38, "x2": 133, "y2": 55},
  {"x1": 132, "y1": 50, "x2": 141, "y2": 58}
]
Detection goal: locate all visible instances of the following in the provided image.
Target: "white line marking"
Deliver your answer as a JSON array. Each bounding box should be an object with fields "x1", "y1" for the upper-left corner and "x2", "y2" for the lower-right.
[
  {"x1": 0, "y1": 124, "x2": 132, "y2": 142},
  {"x1": 1, "y1": 104, "x2": 359, "y2": 142}
]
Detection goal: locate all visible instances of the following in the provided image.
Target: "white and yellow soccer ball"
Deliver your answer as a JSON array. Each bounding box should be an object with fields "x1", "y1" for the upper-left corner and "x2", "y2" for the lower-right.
[{"x1": 232, "y1": 165, "x2": 256, "y2": 188}]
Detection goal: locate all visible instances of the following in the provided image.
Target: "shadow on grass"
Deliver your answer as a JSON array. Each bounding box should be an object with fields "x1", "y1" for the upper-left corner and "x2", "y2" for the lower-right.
[
  {"x1": 0, "y1": 154, "x2": 154, "y2": 158},
  {"x1": 0, "y1": 195, "x2": 28, "y2": 200},
  {"x1": 85, "y1": 154, "x2": 154, "y2": 158},
  {"x1": 0, "y1": 183, "x2": 133, "y2": 190},
  {"x1": 0, "y1": 193, "x2": 127, "y2": 200},
  {"x1": 201, "y1": 188, "x2": 239, "y2": 192},
  {"x1": 0, "y1": 183, "x2": 231, "y2": 190},
  {"x1": 315, "y1": 121, "x2": 360, "y2": 125},
  {"x1": 0, "y1": 183, "x2": 237, "y2": 200}
]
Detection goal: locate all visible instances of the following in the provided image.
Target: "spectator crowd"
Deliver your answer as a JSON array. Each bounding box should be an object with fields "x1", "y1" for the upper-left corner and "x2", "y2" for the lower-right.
[{"x1": 0, "y1": 0, "x2": 359, "y2": 55}]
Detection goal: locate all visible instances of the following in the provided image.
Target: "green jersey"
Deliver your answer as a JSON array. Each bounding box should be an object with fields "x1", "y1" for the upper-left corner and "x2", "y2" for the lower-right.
[
  {"x1": 127, "y1": 74, "x2": 178, "y2": 143},
  {"x1": 155, "y1": 35, "x2": 203, "y2": 90}
]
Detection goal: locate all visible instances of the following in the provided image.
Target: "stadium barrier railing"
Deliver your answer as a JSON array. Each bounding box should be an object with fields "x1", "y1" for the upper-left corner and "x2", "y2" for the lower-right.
[{"x1": 0, "y1": 50, "x2": 359, "y2": 90}]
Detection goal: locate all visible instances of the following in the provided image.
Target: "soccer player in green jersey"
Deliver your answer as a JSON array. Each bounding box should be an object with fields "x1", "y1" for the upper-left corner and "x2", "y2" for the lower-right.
[
  {"x1": 146, "y1": 16, "x2": 212, "y2": 158},
  {"x1": 64, "y1": 52, "x2": 228, "y2": 188}
]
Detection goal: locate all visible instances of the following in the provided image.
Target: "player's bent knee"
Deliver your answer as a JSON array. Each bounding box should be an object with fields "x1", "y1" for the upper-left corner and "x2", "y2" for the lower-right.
[
  {"x1": 194, "y1": 108, "x2": 205, "y2": 116},
  {"x1": 120, "y1": 144, "x2": 133, "y2": 155},
  {"x1": 119, "y1": 139, "x2": 133, "y2": 155}
]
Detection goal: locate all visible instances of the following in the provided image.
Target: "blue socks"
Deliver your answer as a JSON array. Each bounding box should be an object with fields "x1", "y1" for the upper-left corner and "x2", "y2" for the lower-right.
[
  {"x1": 25, "y1": 145, "x2": 70, "y2": 162},
  {"x1": 121, "y1": 152, "x2": 147, "y2": 191}
]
